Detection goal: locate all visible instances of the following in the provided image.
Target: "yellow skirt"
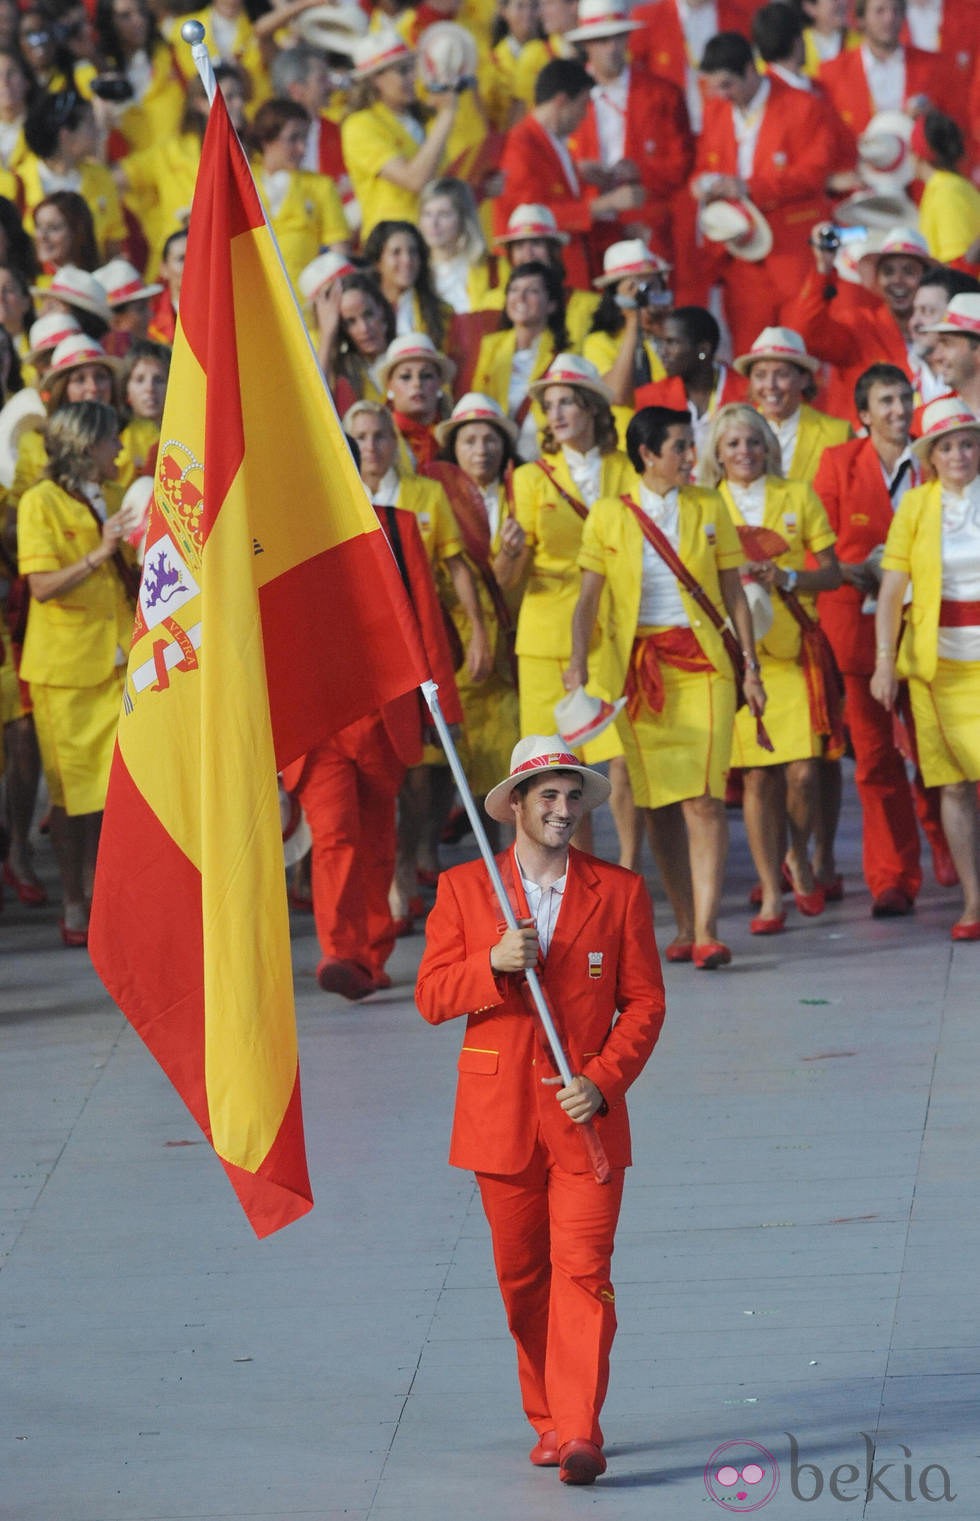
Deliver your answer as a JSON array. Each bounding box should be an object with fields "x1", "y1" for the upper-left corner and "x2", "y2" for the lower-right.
[
  {"x1": 0, "y1": 642, "x2": 26, "y2": 726},
  {"x1": 619, "y1": 664, "x2": 736, "y2": 809},
  {"x1": 457, "y1": 671, "x2": 520, "y2": 797},
  {"x1": 908, "y1": 660, "x2": 980, "y2": 787},
  {"x1": 30, "y1": 669, "x2": 125, "y2": 816},
  {"x1": 518, "y1": 653, "x2": 624, "y2": 764},
  {"x1": 730, "y1": 651, "x2": 819, "y2": 769}
]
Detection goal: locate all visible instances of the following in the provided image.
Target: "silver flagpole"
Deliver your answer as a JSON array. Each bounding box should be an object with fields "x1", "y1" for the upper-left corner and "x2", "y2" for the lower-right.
[
  {"x1": 181, "y1": 20, "x2": 217, "y2": 101},
  {"x1": 421, "y1": 680, "x2": 611, "y2": 1183}
]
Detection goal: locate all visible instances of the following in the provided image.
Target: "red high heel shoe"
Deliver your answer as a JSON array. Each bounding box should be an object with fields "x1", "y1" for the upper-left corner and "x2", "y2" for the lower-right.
[
  {"x1": 3, "y1": 861, "x2": 48, "y2": 906},
  {"x1": 59, "y1": 920, "x2": 89, "y2": 948}
]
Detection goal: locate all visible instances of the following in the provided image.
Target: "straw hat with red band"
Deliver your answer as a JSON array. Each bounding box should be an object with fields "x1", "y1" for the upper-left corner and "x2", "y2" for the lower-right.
[
  {"x1": 295, "y1": 2, "x2": 367, "y2": 56},
  {"x1": 733, "y1": 326, "x2": 820, "y2": 378},
  {"x1": 493, "y1": 203, "x2": 569, "y2": 249},
  {"x1": 377, "y1": 331, "x2": 455, "y2": 391},
  {"x1": 484, "y1": 733, "x2": 611, "y2": 822},
  {"x1": 93, "y1": 258, "x2": 163, "y2": 306},
  {"x1": 417, "y1": 20, "x2": 478, "y2": 91},
  {"x1": 858, "y1": 226, "x2": 934, "y2": 278},
  {"x1": 434, "y1": 391, "x2": 519, "y2": 448},
  {"x1": 351, "y1": 24, "x2": 415, "y2": 80},
  {"x1": 857, "y1": 110, "x2": 915, "y2": 191},
  {"x1": 298, "y1": 250, "x2": 356, "y2": 306},
  {"x1": 24, "y1": 310, "x2": 81, "y2": 365},
  {"x1": 554, "y1": 687, "x2": 626, "y2": 749},
  {"x1": 593, "y1": 238, "x2": 672, "y2": 288},
  {"x1": 528, "y1": 352, "x2": 613, "y2": 404},
  {"x1": 923, "y1": 294, "x2": 980, "y2": 340},
  {"x1": 911, "y1": 394, "x2": 980, "y2": 461},
  {"x1": 565, "y1": 0, "x2": 642, "y2": 44},
  {"x1": 29, "y1": 265, "x2": 111, "y2": 324},
  {"x1": 40, "y1": 333, "x2": 122, "y2": 389},
  {"x1": 697, "y1": 197, "x2": 773, "y2": 262}
]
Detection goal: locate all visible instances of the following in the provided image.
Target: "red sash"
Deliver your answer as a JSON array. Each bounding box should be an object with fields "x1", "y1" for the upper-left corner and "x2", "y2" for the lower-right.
[
  {"x1": 939, "y1": 599, "x2": 980, "y2": 627},
  {"x1": 625, "y1": 628, "x2": 712, "y2": 717},
  {"x1": 535, "y1": 457, "x2": 589, "y2": 520}
]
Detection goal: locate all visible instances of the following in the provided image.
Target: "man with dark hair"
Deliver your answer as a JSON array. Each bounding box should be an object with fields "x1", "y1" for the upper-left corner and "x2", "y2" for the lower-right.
[
  {"x1": 691, "y1": 30, "x2": 834, "y2": 351},
  {"x1": 495, "y1": 57, "x2": 646, "y2": 287},
  {"x1": 630, "y1": 0, "x2": 753, "y2": 133},
  {"x1": 817, "y1": 0, "x2": 941, "y2": 150},
  {"x1": 812, "y1": 362, "x2": 954, "y2": 913},
  {"x1": 925, "y1": 294, "x2": 980, "y2": 416},
  {"x1": 416, "y1": 737, "x2": 665, "y2": 1485}
]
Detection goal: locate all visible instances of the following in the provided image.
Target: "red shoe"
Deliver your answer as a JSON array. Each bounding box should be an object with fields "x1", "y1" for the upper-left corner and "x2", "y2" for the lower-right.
[
  {"x1": 368, "y1": 970, "x2": 393, "y2": 991},
  {"x1": 692, "y1": 940, "x2": 732, "y2": 970},
  {"x1": 2, "y1": 861, "x2": 48, "y2": 906},
  {"x1": 794, "y1": 885, "x2": 825, "y2": 917},
  {"x1": 316, "y1": 957, "x2": 375, "y2": 1000},
  {"x1": 821, "y1": 874, "x2": 844, "y2": 902},
  {"x1": 664, "y1": 940, "x2": 694, "y2": 963},
  {"x1": 559, "y1": 1439, "x2": 606, "y2": 1485},
  {"x1": 529, "y1": 1430, "x2": 559, "y2": 1467},
  {"x1": 951, "y1": 921, "x2": 980, "y2": 942},
  {"x1": 59, "y1": 920, "x2": 89, "y2": 948},
  {"x1": 750, "y1": 912, "x2": 787, "y2": 935},
  {"x1": 932, "y1": 841, "x2": 959, "y2": 888}
]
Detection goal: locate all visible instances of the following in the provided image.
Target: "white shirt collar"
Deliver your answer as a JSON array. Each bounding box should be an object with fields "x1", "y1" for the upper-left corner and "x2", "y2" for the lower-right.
[{"x1": 370, "y1": 467, "x2": 401, "y2": 505}]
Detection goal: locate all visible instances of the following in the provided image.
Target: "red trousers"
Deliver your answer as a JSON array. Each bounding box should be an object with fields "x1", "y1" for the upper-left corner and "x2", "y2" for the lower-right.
[
  {"x1": 294, "y1": 714, "x2": 405, "y2": 976},
  {"x1": 844, "y1": 674, "x2": 945, "y2": 900},
  {"x1": 477, "y1": 1140, "x2": 625, "y2": 1448}
]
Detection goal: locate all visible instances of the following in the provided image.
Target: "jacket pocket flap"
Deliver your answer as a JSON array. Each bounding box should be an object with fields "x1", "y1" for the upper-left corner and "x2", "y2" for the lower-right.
[{"x1": 458, "y1": 1046, "x2": 499, "y2": 1075}]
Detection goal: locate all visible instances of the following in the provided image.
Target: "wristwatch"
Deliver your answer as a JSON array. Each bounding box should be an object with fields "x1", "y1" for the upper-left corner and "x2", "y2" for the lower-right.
[{"x1": 783, "y1": 569, "x2": 799, "y2": 593}]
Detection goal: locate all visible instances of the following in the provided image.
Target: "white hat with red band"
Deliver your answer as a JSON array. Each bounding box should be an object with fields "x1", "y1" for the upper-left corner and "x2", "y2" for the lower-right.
[
  {"x1": 434, "y1": 391, "x2": 519, "y2": 447},
  {"x1": 24, "y1": 310, "x2": 81, "y2": 365},
  {"x1": 378, "y1": 331, "x2": 455, "y2": 391},
  {"x1": 593, "y1": 238, "x2": 672, "y2": 288},
  {"x1": 29, "y1": 265, "x2": 111, "y2": 324},
  {"x1": 923, "y1": 294, "x2": 980, "y2": 340},
  {"x1": 733, "y1": 326, "x2": 820, "y2": 377},
  {"x1": 494, "y1": 203, "x2": 569, "y2": 248},
  {"x1": 554, "y1": 687, "x2": 626, "y2": 749},
  {"x1": 295, "y1": 2, "x2": 367, "y2": 56},
  {"x1": 698, "y1": 197, "x2": 773, "y2": 262},
  {"x1": 858, "y1": 226, "x2": 934, "y2": 277},
  {"x1": 41, "y1": 333, "x2": 122, "y2": 388},
  {"x1": 298, "y1": 250, "x2": 356, "y2": 306},
  {"x1": 351, "y1": 23, "x2": 414, "y2": 80},
  {"x1": 911, "y1": 394, "x2": 980, "y2": 460},
  {"x1": 417, "y1": 20, "x2": 478, "y2": 90},
  {"x1": 566, "y1": 0, "x2": 642, "y2": 43},
  {"x1": 528, "y1": 352, "x2": 613, "y2": 404},
  {"x1": 484, "y1": 734, "x2": 611, "y2": 821},
  {"x1": 94, "y1": 258, "x2": 163, "y2": 306},
  {"x1": 857, "y1": 110, "x2": 915, "y2": 192}
]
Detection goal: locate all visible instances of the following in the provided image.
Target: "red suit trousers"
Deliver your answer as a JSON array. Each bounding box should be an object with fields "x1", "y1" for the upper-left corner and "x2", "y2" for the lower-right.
[
  {"x1": 843, "y1": 673, "x2": 944, "y2": 899},
  {"x1": 294, "y1": 714, "x2": 405, "y2": 976},
  {"x1": 476, "y1": 1138, "x2": 625, "y2": 1448}
]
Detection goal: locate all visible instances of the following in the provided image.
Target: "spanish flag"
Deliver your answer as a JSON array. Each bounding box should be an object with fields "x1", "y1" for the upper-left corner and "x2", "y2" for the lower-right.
[{"x1": 89, "y1": 85, "x2": 428, "y2": 1238}]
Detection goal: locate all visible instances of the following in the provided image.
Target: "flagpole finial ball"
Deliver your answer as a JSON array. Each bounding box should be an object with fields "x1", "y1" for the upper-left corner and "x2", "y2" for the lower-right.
[{"x1": 181, "y1": 19, "x2": 206, "y2": 44}]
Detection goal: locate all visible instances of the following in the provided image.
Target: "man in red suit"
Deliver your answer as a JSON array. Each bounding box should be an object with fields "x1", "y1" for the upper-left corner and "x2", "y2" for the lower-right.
[
  {"x1": 813, "y1": 362, "x2": 953, "y2": 913},
  {"x1": 692, "y1": 31, "x2": 835, "y2": 353},
  {"x1": 416, "y1": 736, "x2": 665, "y2": 1486},
  {"x1": 631, "y1": 0, "x2": 754, "y2": 132},
  {"x1": 818, "y1": 0, "x2": 941, "y2": 151},
  {"x1": 902, "y1": 0, "x2": 977, "y2": 129},
  {"x1": 495, "y1": 58, "x2": 646, "y2": 289},
  {"x1": 565, "y1": 0, "x2": 695, "y2": 271}
]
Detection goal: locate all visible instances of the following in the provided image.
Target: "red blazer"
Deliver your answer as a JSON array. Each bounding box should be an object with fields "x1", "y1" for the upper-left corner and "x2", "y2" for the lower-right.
[
  {"x1": 695, "y1": 78, "x2": 834, "y2": 266},
  {"x1": 416, "y1": 846, "x2": 665, "y2": 1175},
  {"x1": 495, "y1": 114, "x2": 594, "y2": 287},
  {"x1": 812, "y1": 436, "x2": 922, "y2": 674},
  {"x1": 782, "y1": 270, "x2": 912, "y2": 427},
  {"x1": 818, "y1": 44, "x2": 942, "y2": 149},
  {"x1": 634, "y1": 367, "x2": 746, "y2": 412},
  {"x1": 901, "y1": 0, "x2": 977, "y2": 126},
  {"x1": 568, "y1": 63, "x2": 694, "y2": 204},
  {"x1": 631, "y1": 0, "x2": 753, "y2": 93}
]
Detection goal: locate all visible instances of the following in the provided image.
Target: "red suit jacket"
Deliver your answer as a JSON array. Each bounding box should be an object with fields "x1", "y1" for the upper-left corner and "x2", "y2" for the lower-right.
[
  {"x1": 568, "y1": 62, "x2": 694, "y2": 264},
  {"x1": 495, "y1": 114, "x2": 594, "y2": 287},
  {"x1": 631, "y1": 0, "x2": 753, "y2": 93},
  {"x1": 812, "y1": 436, "x2": 921, "y2": 674},
  {"x1": 818, "y1": 44, "x2": 942, "y2": 149},
  {"x1": 633, "y1": 366, "x2": 746, "y2": 412},
  {"x1": 901, "y1": 0, "x2": 977, "y2": 127},
  {"x1": 782, "y1": 271, "x2": 912, "y2": 427},
  {"x1": 416, "y1": 847, "x2": 665, "y2": 1175}
]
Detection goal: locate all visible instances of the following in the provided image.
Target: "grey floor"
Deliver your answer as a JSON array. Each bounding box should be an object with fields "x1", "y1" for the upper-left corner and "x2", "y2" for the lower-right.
[{"x1": 3, "y1": 766, "x2": 978, "y2": 1520}]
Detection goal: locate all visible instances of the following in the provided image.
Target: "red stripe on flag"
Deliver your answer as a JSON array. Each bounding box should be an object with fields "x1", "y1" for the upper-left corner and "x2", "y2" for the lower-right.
[
  {"x1": 220, "y1": 1070, "x2": 313, "y2": 1239},
  {"x1": 260, "y1": 527, "x2": 435, "y2": 770}
]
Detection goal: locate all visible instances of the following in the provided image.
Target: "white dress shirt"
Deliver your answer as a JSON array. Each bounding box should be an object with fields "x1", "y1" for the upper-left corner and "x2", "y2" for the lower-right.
[
  {"x1": 593, "y1": 68, "x2": 629, "y2": 167},
  {"x1": 733, "y1": 76, "x2": 770, "y2": 182},
  {"x1": 939, "y1": 479, "x2": 980, "y2": 660},
  {"x1": 516, "y1": 853, "x2": 567, "y2": 957},
  {"x1": 432, "y1": 254, "x2": 472, "y2": 314},
  {"x1": 369, "y1": 468, "x2": 402, "y2": 506},
  {"x1": 637, "y1": 483, "x2": 690, "y2": 626},
  {"x1": 562, "y1": 445, "x2": 603, "y2": 507},
  {"x1": 905, "y1": 0, "x2": 942, "y2": 52},
  {"x1": 861, "y1": 44, "x2": 906, "y2": 113},
  {"x1": 678, "y1": 0, "x2": 718, "y2": 130},
  {"x1": 727, "y1": 476, "x2": 767, "y2": 528},
  {"x1": 770, "y1": 410, "x2": 801, "y2": 477}
]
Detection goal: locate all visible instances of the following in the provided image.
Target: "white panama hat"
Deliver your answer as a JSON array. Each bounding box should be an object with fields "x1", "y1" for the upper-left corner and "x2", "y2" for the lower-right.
[
  {"x1": 733, "y1": 326, "x2": 820, "y2": 378},
  {"x1": 295, "y1": 3, "x2": 368, "y2": 55},
  {"x1": 593, "y1": 238, "x2": 672, "y2": 288},
  {"x1": 484, "y1": 734, "x2": 611, "y2": 823},
  {"x1": 350, "y1": 23, "x2": 414, "y2": 80},
  {"x1": 30, "y1": 265, "x2": 111, "y2": 324},
  {"x1": 857, "y1": 110, "x2": 915, "y2": 193},
  {"x1": 911, "y1": 395, "x2": 980, "y2": 461},
  {"x1": 494, "y1": 203, "x2": 569, "y2": 248},
  {"x1": 554, "y1": 687, "x2": 626, "y2": 748},
  {"x1": 527, "y1": 352, "x2": 613, "y2": 404},
  {"x1": 297, "y1": 249, "x2": 356, "y2": 306},
  {"x1": 434, "y1": 392, "x2": 519, "y2": 448},
  {"x1": 94, "y1": 257, "x2": 162, "y2": 306},
  {"x1": 377, "y1": 332, "x2": 455, "y2": 392},
  {"x1": 417, "y1": 20, "x2": 478, "y2": 90},
  {"x1": 565, "y1": 0, "x2": 642, "y2": 44},
  {"x1": 698, "y1": 197, "x2": 773, "y2": 262},
  {"x1": 24, "y1": 310, "x2": 81, "y2": 365},
  {"x1": 923, "y1": 294, "x2": 980, "y2": 340}
]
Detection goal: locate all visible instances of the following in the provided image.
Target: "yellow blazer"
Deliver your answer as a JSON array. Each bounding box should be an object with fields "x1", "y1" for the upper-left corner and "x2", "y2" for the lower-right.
[
  {"x1": 787, "y1": 403, "x2": 851, "y2": 485},
  {"x1": 471, "y1": 327, "x2": 558, "y2": 421},
  {"x1": 120, "y1": 132, "x2": 201, "y2": 273},
  {"x1": 719, "y1": 475, "x2": 836, "y2": 661},
  {"x1": 512, "y1": 448, "x2": 635, "y2": 659},
  {"x1": 579, "y1": 486, "x2": 744, "y2": 691},
  {"x1": 881, "y1": 479, "x2": 946, "y2": 683},
  {"x1": 918, "y1": 170, "x2": 980, "y2": 265},
  {"x1": 115, "y1": 42, "x2": 184, "y2": 152},
  {"x1": 257, "y1": 168, "x2": 349, "y2": 287},
  {"x1": 342, "y1": 103, "x2": 447, "y2": 238},
  {"x1": 395, "y1": 474, "x2": 463, "y2": 568},
  {"x1": 5, "y1": 157, "x2": 126, "y2": 256},
  {"x1": 18, "y1": 480, "x2": 135, "y2": 688}
]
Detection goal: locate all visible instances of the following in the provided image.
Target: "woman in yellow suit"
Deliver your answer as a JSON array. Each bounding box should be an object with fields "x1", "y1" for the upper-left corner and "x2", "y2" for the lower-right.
[
  {"x1": 701, "y1": 404, "x2": 841, "y2": 934},
  {"x1": 873, "y1": 397, "x2": 980, "y2": 942},
  {"x1": 94, "y1": 0, "x2": 184, "y2": 154},
  {"x1": 341, "y1": 26, "x2": 460, "y2": 241},
  {"x1": 583, "y1": 240, "x2": 671, "y2": 449},
  {"x1": 249, "y1": 98, "x2": 349, "y2": 289},
  {"x1": 567, "y1": 405, "x2": 766, "y2": 968},
  {"x1": 17, "y1": 400, "x2": 136, "y2": 946},
  {"x1": 471, "y1": 261, "x2": 567, "y2": 460},
  {"x1": 735, "y1": 326, "x2": 851, "y2": 484},
  {"x1": 4, "y1": 91, "x2": 126, "y2": 261}
]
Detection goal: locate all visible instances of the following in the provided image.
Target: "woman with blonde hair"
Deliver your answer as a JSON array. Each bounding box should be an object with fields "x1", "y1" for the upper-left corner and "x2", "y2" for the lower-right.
[
  {"x1": 17, "y1": 399, "x2": 137, "y2": 945},
  {"x1": 419, "y1": 177, "x2": 500, "y2": 314},
  {"x1": 872, "y1": 397, "x2": 980, "y2": 941},
  {"x1": 700, "y1": 403, "x2": 841, "y2": 933}
]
